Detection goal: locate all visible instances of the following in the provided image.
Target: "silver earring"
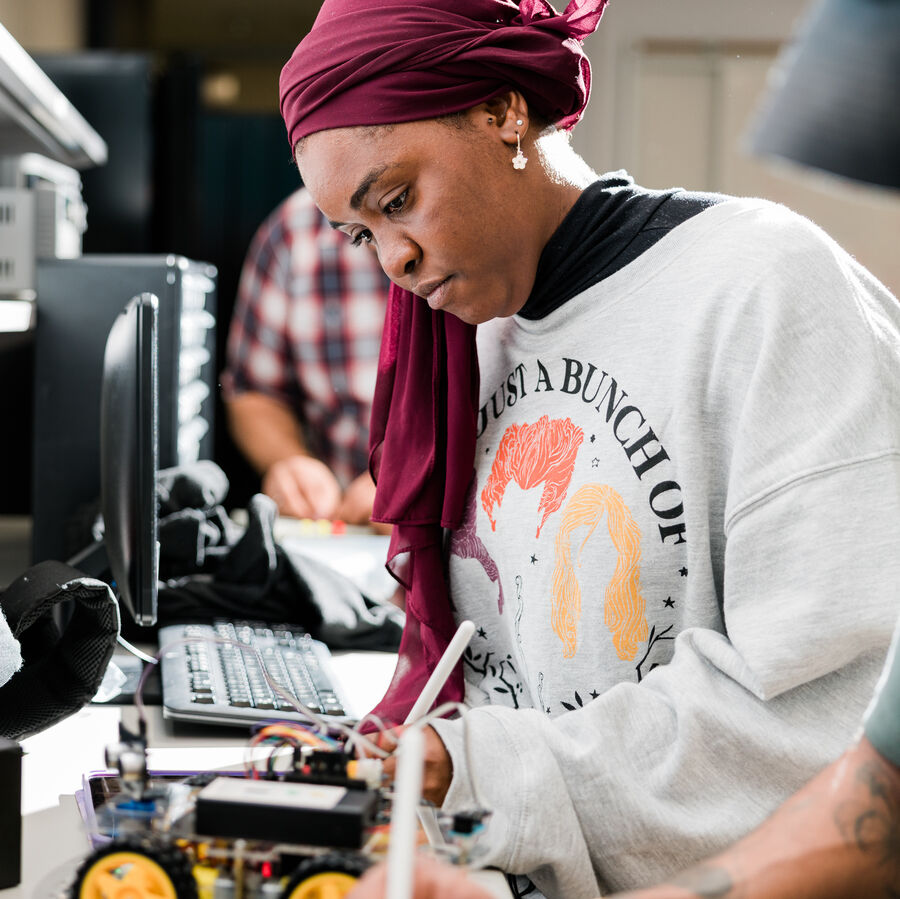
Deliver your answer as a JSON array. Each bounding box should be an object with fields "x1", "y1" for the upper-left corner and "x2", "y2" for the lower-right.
[{"x1": 512, "y1": 126, "x2": 527, "y2": 170}]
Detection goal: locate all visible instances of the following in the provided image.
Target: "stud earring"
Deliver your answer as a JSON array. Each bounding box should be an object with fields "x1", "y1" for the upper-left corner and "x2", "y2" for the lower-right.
[{"x1": 512, "y1": 120, "x2": 527, "y2": 170}]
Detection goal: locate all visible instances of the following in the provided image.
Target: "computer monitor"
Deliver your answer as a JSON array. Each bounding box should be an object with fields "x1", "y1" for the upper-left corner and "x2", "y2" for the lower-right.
[{"x1": 99, "y1": 293, "x2": 160, "y2": 627}]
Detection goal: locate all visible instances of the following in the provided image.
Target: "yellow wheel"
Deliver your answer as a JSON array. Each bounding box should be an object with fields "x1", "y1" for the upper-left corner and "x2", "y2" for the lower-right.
[
  {"x1": 71, "y1": 837, "x2": 198, "y2": 899},
  {"x1": 283, "y1": 871, "x2": 358, "y2": 899},
  {"x1": 281, "y1": 853, "x2": 371, "y2": 899}
]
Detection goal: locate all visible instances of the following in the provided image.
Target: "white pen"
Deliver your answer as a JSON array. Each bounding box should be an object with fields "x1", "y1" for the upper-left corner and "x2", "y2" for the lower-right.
[
  {"x1": 404, "y1": 619, "x2": 476, "y2": 725},
  {"x1": 386, "y1": 727, "x2": 425, "y2": 899},
  {"x1": 398, "y1": 619, "x2": 476, "y2": 848}
]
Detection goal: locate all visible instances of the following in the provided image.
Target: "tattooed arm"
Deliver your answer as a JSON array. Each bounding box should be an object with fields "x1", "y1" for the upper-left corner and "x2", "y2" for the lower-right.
[{"x1": 610, "y1": 736, "x2": 900, "y2": 899}]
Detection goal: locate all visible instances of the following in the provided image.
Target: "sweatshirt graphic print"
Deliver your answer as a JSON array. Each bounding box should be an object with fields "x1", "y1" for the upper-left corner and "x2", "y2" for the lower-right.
[{"x1": 449, "y1": 354, "x2": 689, "y2": 717}]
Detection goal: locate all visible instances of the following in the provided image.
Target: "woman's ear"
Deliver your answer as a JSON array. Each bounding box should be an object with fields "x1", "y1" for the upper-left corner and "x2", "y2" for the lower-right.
[{"x1": 482, "y1": 91, "x2": 530, "y2": 147}]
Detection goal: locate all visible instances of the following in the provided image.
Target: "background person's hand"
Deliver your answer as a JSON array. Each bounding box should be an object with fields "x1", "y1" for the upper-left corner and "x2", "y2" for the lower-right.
[
  {"x1": 377, "y1": 725, "x2": 454, "y2": 807},
  {"x1": 336, "y1": 472, "x2": 377, "y2": 526},
  {"x1": 347, "y1": 856, "x2": 495, "y2": 899},
  {"x1": 261, "y1": 454, "x2": 342, "y2": 520},
  {"x1": 336, "y1": 472, "x2": 393, "y2": 534}
]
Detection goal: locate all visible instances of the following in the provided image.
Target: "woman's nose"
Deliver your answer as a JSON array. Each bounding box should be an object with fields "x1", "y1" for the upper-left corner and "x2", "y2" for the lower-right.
[{"x1": 379, "y1": 232, "x2": 419, "y2": 284}]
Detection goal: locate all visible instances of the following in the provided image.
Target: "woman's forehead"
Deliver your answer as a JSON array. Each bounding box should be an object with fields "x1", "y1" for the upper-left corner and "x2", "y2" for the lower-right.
[
  {"x1": 298, "y1": 119, "x2": 447, "y2": 202},
  {"x1": 299, "y1": 120, "x2": 431, "y2": 167}
]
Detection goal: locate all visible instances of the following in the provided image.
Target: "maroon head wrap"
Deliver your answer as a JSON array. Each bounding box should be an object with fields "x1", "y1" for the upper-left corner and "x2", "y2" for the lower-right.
[
  {"x1": 279, "y1": 0, "x2": 609, "y2": 726},
  {"x1": 280, "y1": 0, "x2": 609, "y2": 148}
]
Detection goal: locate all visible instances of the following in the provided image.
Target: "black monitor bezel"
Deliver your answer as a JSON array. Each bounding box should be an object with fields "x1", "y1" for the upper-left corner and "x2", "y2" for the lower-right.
[{"x1": 100, "y1": 292, "x2": 159, "y2": 627}]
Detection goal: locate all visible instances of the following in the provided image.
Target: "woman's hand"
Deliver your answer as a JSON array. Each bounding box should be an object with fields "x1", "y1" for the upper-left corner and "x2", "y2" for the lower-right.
[
  {"x1": 377, "y1": 725, "x2": 454, "y2": 807},
  {"x1": 347, "y1": 856, "x2": 495, "y2": 899}
]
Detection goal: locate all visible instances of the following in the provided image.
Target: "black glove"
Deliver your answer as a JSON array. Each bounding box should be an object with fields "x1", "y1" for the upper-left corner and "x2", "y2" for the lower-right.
[{"x1": 0, "y1": 560, "x2": 119, "y2": 740}]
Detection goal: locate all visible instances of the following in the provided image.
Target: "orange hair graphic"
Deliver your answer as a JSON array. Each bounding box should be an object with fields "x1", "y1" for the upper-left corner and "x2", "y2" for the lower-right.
[
  {"x1": 552, "y1": 484, "x2": 647, "y2": 661},
  {"x1": 482, "y1": 415, "x2": 583, "y2": 537}
]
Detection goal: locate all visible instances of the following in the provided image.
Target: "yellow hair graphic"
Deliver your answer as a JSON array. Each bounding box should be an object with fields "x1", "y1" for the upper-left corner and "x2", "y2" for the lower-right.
[{"x1": 552, "y1": 484, "x2": 647, "y2": 660}]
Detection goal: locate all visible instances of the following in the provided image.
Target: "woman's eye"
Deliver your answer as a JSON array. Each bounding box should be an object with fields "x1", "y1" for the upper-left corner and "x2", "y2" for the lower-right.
[
  {"x1": 384, "y1": 191, "x2": 407, "y2": 215},
  {"x1": 350, "y1": 229, "x2": 373, "y2": 247}
]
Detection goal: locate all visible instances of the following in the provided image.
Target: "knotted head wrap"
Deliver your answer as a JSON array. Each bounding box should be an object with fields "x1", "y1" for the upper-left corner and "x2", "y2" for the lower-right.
[
  {"x1": 279, "y1": 0, "x2": 610, "y2": 727},
  {"x1": 280, "y1": 0, "x2": 609, "y2": 148}
]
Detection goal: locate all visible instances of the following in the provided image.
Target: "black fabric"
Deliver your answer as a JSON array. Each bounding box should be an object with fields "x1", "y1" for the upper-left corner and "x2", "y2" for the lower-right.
[
  {"x1": 158, "y1": 459, "x2": 230, "y2": 513},
  {"x1": 155, "y1": 461, "x2": 241, "y2": 579},
  {"x1": 158, "y1": 493, "x2": 323, "y2": 630},
  {"x1": 155, "y1": 473, "x2": 403, "y2": 652},
  {"x1": 0, "y1": 560, "x2": 119, "y2": 741},
  {"x1": 520, "y1": 172, "x2": 725, "y2": 320}
]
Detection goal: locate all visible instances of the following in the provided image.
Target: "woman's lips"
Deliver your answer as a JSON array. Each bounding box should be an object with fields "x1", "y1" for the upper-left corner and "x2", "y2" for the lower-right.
[{"x1": 421, "y1": 276, "x2": 452, "y2": 310}]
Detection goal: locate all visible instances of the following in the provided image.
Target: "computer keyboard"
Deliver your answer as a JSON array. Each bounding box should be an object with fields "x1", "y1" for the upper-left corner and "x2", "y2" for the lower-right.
[{"x1": 158, "y1": 620, "x2": 355, "y2": 727}]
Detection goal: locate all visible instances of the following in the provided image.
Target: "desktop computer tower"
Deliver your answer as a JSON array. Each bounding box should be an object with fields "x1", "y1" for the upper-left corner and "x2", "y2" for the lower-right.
[
  {"x1": 31, "y1": 254, "x2": 217, "y2": 564},
  {"x1": 0, "y1": 737, "x2": 22, "y2": 887}
]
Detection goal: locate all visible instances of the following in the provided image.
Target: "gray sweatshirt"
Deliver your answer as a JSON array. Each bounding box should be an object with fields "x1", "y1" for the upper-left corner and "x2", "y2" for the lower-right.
[{"x1": 432, "y1": 198, "x2": 900, "y2": 897}]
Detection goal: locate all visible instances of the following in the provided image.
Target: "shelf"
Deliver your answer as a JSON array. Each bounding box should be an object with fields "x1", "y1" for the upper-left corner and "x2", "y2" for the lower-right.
[{"x1": 0, "y1": 23, "x2": 106, "y2": 169}]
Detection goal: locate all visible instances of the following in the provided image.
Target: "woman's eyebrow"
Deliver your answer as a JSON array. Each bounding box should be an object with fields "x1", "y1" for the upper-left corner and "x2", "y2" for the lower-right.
[
  {"x1": 327, "y1": 162, "x2": 403, "y2": 227},
  {"x1": 350, "y1": 165, "x2": 390, "y2": 210}
]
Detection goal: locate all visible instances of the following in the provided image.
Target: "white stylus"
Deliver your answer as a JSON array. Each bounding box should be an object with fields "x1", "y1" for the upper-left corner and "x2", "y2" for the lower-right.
[
  {"x1": 404, "y1": 619, "x2": 476, "y2": 725},
  {"x1": 386, "y1": 727, "x2": 425, "y2": 899},
  {"x1": 400, "y1": 619, "x2": 476, "y2": 848}
]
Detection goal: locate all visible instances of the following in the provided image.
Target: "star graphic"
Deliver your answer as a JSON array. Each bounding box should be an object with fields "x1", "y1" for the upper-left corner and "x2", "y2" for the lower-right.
[
  {"x1": 477, "y1": 627, "x2": 487, "y2": 639},
  {"x1": 530, "y1": 554, "x2": 538, "y2": 564},
  {"x1": 592, "y1": 458, "x2": 600, "y2": 468},
  {"x1": 664, "y1": 597, "x2": 675, "y2": 608},
  {"x1": 679, "y1": 567, "x2": 688, "y2": 577},
  {"x1": 590, "y1": 689, "x2": 599, "y2": 699}
]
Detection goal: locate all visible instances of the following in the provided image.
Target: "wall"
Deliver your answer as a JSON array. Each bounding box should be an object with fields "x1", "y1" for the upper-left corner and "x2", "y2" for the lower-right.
[
  {"x1": 0, "y1": 0, "x2": 84, "y2": 49},
  {"x1": 575, "y1": 0, "x2": 900, "y2": 295}
]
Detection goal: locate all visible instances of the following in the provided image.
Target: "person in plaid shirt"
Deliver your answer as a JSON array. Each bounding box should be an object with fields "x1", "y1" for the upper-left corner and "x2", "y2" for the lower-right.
[{"x1": 221, "y1": 187, "x2": 390, "y2": 526}]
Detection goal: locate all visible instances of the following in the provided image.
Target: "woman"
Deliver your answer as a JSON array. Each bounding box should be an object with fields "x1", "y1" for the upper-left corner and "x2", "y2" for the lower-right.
[{"x1": 278, "y1": 0, "x2": 900, "y2": 895}]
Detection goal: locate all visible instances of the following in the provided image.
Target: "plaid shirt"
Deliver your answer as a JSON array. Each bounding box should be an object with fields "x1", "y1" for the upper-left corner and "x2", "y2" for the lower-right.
[{"x1": 222, "y1": 188, "x2": 389, "y2": 487}]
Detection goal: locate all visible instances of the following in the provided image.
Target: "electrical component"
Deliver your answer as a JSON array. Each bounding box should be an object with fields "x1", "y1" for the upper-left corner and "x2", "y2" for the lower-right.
[
  {"x1": 104, "y1": 724, "x2": 153, "y2": 801},
  {"x1": 449, "y1": 809, "x2": 491, "y2": 837},
  {"x1": 348, "y1": 757, "x2": 384, "y2": 790},
  {"x1": 293, "y1": 748, "x2": 358, "y2": 786},
  {"x1": 195, "y1": 776, "x2": 379, "y2": 849},
  {"x1": 438, "y1": 808, "x2": 493, "y2": 866}
]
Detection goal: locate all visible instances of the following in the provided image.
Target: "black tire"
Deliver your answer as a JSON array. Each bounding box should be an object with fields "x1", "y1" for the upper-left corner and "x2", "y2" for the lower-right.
[
  {"x1": 280, "y1": 852, "x2": 372, "y2": 899},
  {"x1": 70, "y1": 834, "x2": 198, "y2": 899}
]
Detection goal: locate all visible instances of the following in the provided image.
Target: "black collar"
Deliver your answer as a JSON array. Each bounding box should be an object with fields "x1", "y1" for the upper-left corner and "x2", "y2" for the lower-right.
[{"x1": 520, "y1": 172, "x2": 724, "y2": 320}]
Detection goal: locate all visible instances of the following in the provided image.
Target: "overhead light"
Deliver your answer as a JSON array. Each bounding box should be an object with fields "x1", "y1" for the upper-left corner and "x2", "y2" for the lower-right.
[{"x1": 746, "y1": 0, "x2": 900, "y2": 190}]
